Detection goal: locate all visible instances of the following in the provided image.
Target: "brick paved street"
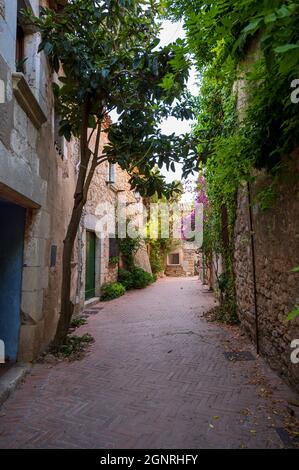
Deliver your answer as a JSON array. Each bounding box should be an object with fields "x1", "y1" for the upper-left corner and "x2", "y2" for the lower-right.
[{"x1": 0, "y1": 277, "x2": 298, "y2": 449}]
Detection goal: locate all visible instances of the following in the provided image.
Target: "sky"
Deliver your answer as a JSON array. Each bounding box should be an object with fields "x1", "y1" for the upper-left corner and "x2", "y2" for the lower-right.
[{"x1": 158, "y1": 20, "x2": 199, "y2": 193}]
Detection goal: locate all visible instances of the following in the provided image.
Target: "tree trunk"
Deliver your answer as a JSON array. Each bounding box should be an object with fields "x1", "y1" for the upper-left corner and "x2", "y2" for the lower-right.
[
  {"x1": 53, "y1": 108, "x2": 102, "y2": 347},
  {"x1": 52, "y1": 198, "x2": 85, "y2": 347}
]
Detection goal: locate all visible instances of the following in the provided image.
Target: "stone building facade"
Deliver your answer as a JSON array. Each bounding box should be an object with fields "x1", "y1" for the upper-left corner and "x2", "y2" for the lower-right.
[
  {"x1": 0, "y1": 0, "x2": 151, "y2": 364},
  {"x1": 0, "y1": 0, "x2": 79, "y2": 362},
  {"x1": 165, "y1": 241, "x2": 198, "y2": 277},
  {"x1": 234, "y1": 153, "x2": 299, "y2": 391},
  {"x1": 75, "y1": 120, "x2": 152, "y2": 308}
]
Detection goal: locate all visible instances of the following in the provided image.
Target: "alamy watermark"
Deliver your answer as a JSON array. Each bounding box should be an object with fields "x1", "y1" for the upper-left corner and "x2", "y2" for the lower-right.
[
  {"x1": 91, "y1": 198, "x2": 204, "y2": 249},
  {"x1": 291, "y1": 339, "x2": 299, "y2": 365},
  {"x1": 291, "y1": 79, "x2": 299, "y2": 104}
]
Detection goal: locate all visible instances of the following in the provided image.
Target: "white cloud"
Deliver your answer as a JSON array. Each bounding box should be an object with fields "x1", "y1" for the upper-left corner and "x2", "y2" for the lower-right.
[{"x1": 159, "y1": 21, "x2": 198, "y2": 188}]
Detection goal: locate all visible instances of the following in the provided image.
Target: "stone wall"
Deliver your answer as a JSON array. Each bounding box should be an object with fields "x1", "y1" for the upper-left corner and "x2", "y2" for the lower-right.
[
  {"x1": 165, "y1": 241, "x2": 198, "y2": 277},
  {"x1": 0, "y1": 0, "x2": 151, "y2": 362},
  {"x1": 182, "y1": 243, "x2": 198, "y2": 276},
  {"x1": 0, "y1": 0, "x2": 79, "y2": 361},
  {"x1": 234, "y1": 152, "x2": 299, "y2": 391},
  {"x1": 134, "y1": 242, "x2": 152, "y2": 274}
]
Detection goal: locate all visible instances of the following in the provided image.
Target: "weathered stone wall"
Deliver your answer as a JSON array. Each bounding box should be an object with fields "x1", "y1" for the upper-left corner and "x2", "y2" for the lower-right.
[
  {"x1": 79, "y1": 121, "x2": 152, "y2": 304},
  {"x1": 0, "y1": 0, "x2": 79, "y2": 361},
  {"x1": 134, "y1": 243, "x2": 152, "y2": 274},
  {"x1": 165, "y1": 242, "x2": 198, "y2": 277},
  {"x1": 182, "y1": 242, "x2": 198, "y2": 276},
  {"x1": 234, "y1": 153, "x2": 299, "y2": 391}
]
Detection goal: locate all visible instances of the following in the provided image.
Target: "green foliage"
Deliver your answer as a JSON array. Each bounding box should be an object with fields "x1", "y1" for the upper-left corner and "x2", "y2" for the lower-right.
[
  {"x1": 52, "y1": 333, "x2": 94, "y2": 360},
  {"x1": 145, "y1": 187, "x2": 182, "y2": 273},
  {"x1": 109, "y1": 256, "x2": 119, "y2": 266},
  {"x1": 118, "y1": 268, "x2": 134, "y2": 290},
  {"x1": 149, "y1": 243, "x2": 164, "y2": 274},
  {"x1": 192, "y1": 67, "x2": 240, "y2": 323},
  {"x1": 287, "y1": 266, "x2": 299, "y2": 321},
  {"x1": 24, "y1": 0, "x2": 195, "y2": 198},
  {"x1": 171, "y1": 0, "x2": 299, "y2": 173},
  {"x1": 218, "y1": 272, "x2": 229, "y2": 294},
  {"x1": 131, "y1": 267, "x2": 155, "y2": 289},
  {"x1": 118, "y1": 265, "x2": 155, "y2": 289},
  {"x1": 70, "y1": 316, "x2": 88, "y2": 329},
  {"x1": 287, "y1": 307, "x2": 299, "y2": 322},
  {"x1": 168, "y1": 0, "x2": 299, "y2": 323},
  {"x1": 148, "y1": 238, "x2": 177, "y2": 274},
  {"x1": 209, "y1": 303, "x2": 239, "y2": 325},
  {"x1": 118, "y1": 236, "x2": 141, "y2": 271},
  {"x1": 100, "y1": 282, "x2": 126, "y2": 301}
]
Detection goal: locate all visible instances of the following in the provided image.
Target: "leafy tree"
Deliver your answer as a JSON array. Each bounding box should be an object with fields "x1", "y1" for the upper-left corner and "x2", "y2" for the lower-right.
[{"x1": 25, "y1": 0, "x2": 194, "y2": 345}]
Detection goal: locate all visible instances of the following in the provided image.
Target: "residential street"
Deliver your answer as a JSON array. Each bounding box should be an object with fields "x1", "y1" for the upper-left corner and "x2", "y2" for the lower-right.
[{"x1": 0, "y1": 277, "x2": 297, "y2": 449}]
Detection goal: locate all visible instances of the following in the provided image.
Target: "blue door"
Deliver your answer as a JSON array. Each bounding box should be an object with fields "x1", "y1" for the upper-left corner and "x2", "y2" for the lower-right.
[{"x1": 0, "y1": 198, "x2": 26, "y2": 362}]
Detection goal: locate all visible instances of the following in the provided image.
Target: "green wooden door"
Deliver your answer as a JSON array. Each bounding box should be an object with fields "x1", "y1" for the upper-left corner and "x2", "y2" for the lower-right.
[{"x1": 85, "y1": 231, "x2": 96, "y2": 300}]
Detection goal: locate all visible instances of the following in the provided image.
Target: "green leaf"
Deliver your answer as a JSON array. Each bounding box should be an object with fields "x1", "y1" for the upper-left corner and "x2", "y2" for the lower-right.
[
  {"x1": 276, "y1": 5, "x2": 292, "y2": 18},
  {"x1": 291, "y1": 266, "x2": 299, "y2": 273},
  {"x1": 274, "y1": 44, "x2": 299, "y2": 54},
  {"x1": 287, "y1": 308, "x2": 299, "y2": 322},
  {"x1": 43, "y1": 42, "x2": 54, "y2": 55},
  {"x1": 159, "y1": 73, "x2": 175, "y2": 91},
  {"x1": 150, "y1": 38, "x2": 160, "y2": 50},
  {"x1": 243, "y1": 18, "x2": 262, "y2": 34},
  {"x1": 264, "y1": 13, "x2": 277, "y2": 24}
]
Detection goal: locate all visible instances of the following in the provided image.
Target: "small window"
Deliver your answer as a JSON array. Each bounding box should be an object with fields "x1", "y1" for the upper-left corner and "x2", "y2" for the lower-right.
[
  {"x1": 168, "y1": 253, "x2": 180, "y2": 265},
  {"x1": 106, "y1": 162, "x2": 116, "y2": 184},
  {"x1": 50, "y1": 245, "x2": 57, "y2": 268},
  {"x1": 16, "y1": 24, "x2": 26, "y2": 73},
  {"x1": 109, "y1": 237, "x2": 119, "y2": 259},
  {"x1": 16, "y1": 0, "x2": 30, "y2": 74}
]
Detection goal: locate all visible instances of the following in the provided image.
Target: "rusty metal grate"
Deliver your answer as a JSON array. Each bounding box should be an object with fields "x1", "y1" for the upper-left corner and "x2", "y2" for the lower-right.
[{"x1": 223, "y1": 351, "x2": 256, "y2": 362}]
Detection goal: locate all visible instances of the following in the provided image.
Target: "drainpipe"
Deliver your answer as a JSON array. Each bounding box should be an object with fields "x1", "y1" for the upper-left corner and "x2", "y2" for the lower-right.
[{"x1": 247, "y1": 182, "x2": 259, "y2": 354}]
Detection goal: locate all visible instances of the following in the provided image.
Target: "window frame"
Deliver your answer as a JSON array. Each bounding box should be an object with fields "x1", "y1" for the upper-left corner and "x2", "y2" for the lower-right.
[
  {"x1": 16, "y1": 23, "x2": 26, "y2": 73},
  {"x1": 168, "y1": 253, "x2": 180, "y2": 266},
  {"x1": 106, "y1": 162, "x2": 116, "y2": 184}
]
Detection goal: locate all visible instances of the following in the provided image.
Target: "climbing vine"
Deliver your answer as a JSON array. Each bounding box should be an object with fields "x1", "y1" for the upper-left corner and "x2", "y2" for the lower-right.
[
  {"x1": 118, "y1": 235, "x2": 141, "y2": 272},
  {"x1": 167, "y1": 0, "x2": 299, "y2": 322},
  {"x1": 145, "y1": 188, "x2": 182, "y2": 274}
]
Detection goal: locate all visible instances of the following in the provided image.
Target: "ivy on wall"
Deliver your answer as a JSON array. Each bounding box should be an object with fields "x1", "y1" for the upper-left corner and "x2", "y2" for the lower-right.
[{"x1": 167, "y1": 0, "x2": 299, "y2": 322}]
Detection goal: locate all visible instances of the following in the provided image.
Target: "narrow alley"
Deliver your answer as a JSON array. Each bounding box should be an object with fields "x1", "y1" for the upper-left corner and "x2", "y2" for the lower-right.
[{"x1": 0, "y1": 278, "x2": 297, "y2": 449}]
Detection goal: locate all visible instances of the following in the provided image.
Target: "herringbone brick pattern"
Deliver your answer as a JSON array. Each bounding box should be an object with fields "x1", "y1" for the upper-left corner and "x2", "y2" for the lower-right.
[{"x1": 0, "y1": 278, "x2": 297, "y2": 448}]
